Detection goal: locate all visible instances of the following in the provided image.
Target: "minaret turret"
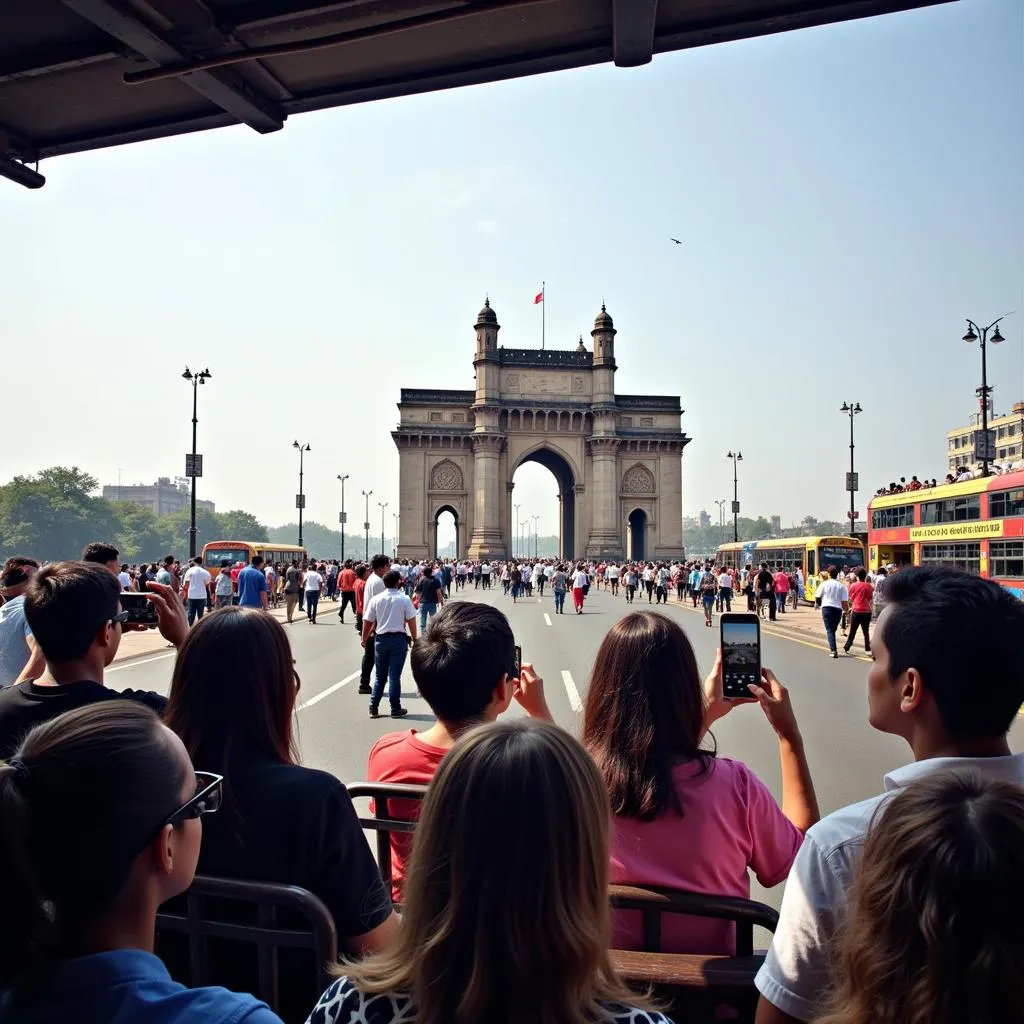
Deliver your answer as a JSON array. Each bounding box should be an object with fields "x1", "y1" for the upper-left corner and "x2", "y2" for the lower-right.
[{"x1": 591, "y1": 303, "x2": 617, "y2": 408}]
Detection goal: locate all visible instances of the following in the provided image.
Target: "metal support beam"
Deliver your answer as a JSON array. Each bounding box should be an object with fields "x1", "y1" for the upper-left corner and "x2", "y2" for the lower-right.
[
  {"x1": 61, "y1": 0, "x2": 285, "y2": 133},
  {"x1": 612, "y1": 0, "x2": 657, "y2": 67},
  {"x1": 0, "y1": 154, "x2": 45, "y2": 189}
]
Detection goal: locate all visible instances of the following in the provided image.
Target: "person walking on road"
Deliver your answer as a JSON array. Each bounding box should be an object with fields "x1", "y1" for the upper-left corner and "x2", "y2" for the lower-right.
[
  {"x1": 213, "y1": 560, "x2": 234, "y2": 608},
  {"x1": 358, "y1": 555, "x2": 390, "y2": 694},
  {"x1": 551, "y1": 564, "x2": 568, "y2": 614},
  {"x1": 303, "y1": 562, "x2": 324, "y2": 623},
  {"x1": 415, "y1": 566, "x2": 444, "y2": 630},
  {"x1": 337, "y1": 559, "x2": 357, "y2": 623},
  {"x1": 571, "y1": 564, "x2": 589, "y2": 615},
  {"x1": 283, "y1": 560, "x2": 302, "y2": 623},
  {"x1": 180, "y1": 558, "x2": 212, "y2": 626},
  {"x1": 362, "y1": 569, "x2": 415, "y2": 718},
  {"x1": 844, "y1": 567, "x2": 873, "y2": 654},
  {"x1": 236, "y1": 556, "x2": 269, "y2": 610},
  {"x1": 699, "y1": 566, "x2": 718, "y2": 627},
  {"x1": 816, "y1": 564, "x2": 850, "y2": 658}
]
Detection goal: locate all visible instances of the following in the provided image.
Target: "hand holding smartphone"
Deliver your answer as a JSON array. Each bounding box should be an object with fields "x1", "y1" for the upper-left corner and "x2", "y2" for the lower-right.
[
  {"x1": 120, "y1": 592, "x2": 160, "y2": 628},
  {"x1": 719, "y1": 613, "x2": 761, "y2": 701}
]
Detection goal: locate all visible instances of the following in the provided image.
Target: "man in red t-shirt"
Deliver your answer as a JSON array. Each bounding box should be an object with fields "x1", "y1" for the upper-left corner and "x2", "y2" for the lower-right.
[
  {"x1": 367, "y1": 601, "x2": 553, "y2": 902},
  {"x1": 338, "y1": 559, "x2": 358, "y2": 624},
  {"x1": 844, "y1": 567, "x2": 874, "y2": 655}
]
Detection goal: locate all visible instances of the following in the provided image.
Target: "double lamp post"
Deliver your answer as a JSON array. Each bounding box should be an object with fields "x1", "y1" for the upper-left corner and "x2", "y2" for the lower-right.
[{"x1": 182, "y1": 366, "x2": 212, "y2": 559}]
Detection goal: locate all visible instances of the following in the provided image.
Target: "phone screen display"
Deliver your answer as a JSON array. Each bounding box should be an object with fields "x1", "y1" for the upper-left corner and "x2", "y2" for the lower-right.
[
  {"x1": 720, "y1": 617, "x2": 761, "y2": 700},
  {"x1": 121, "y1": 592, "x2": 158, "y2": 626},
  {"x1": 512, "y1": 645, "x2": 522, "y2": 680}
]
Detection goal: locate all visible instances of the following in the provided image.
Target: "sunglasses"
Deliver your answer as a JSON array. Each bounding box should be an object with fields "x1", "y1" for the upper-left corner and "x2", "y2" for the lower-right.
[
  {"x1": 163, "y1": 771, "x2": 223, "y2": 829},
  {"x1": 110, "y1": 610, "x2": 130, "y2": 626}
]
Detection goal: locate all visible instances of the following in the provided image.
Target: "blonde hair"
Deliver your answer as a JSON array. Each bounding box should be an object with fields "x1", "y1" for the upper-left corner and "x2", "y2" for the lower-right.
[
  {"x1": 818, "y1": 768, "x2": 1024, "y2": 1024},
  {"x1": 340, "y1": 719, "x2": 646, "y2": 1024}
]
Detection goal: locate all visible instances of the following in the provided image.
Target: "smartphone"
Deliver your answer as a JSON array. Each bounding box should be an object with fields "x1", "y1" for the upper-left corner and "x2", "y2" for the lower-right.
[
  {"x1": 121, "y1": 591, "x2": 159, "y2": 628},
  {"x1": 720, "y1": 613, "x2": 761, "y2": 701},
  {"x1": 511, "y1": 644, "x2": 522, "y2": 680}
]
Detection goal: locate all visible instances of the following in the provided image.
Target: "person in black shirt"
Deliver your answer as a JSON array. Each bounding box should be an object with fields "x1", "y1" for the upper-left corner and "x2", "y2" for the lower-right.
[
  {"x1": 0, "y1": 562, "x2": 185, "y2": 759},
  {"x1": 163, "y1": 607, "x2": 396, "y2": 960},
  {"x1": 414, "y1": 567, "x2": 444, "y2": 630},
  {"x1": 756, "y1": 562, "x2": 776, "y2": 622}
]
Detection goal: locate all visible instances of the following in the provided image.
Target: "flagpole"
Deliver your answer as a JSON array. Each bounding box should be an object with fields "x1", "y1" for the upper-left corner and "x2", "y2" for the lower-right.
[{"x1": 542, "y1": 280, "x2": 545, "y2": 350}]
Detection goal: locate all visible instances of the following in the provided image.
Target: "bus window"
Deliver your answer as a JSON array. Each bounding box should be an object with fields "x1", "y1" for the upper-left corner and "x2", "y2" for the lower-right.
[{"x1": 808, "y1": 550, "x2": 816, "y2": 576}]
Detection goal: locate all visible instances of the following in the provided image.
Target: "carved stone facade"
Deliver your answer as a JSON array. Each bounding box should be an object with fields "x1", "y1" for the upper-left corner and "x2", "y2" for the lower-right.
[{"x1": 393, "y1": 300, "x2": 690, "y2": 561}]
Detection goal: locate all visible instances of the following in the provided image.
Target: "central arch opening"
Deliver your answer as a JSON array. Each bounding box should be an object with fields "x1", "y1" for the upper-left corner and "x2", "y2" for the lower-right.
[
  {"x1": 434, "y1": 506, "x2": 458, "y2": 560},
  {"x1": 628, "y1": 508, "x2": 647, "y2": 561},
  {"x1": 512, "y1": 448, "x2": 576, "y2": 560}
]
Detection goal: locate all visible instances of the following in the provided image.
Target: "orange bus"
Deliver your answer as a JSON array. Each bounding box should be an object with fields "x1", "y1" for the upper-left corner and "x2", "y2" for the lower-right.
[
  {"x1": 200, "y1": 540, "x2": 308, "y2": 578},
  {"x1": 867, "y1": 470, "x2": 1024, "y2": 598}
]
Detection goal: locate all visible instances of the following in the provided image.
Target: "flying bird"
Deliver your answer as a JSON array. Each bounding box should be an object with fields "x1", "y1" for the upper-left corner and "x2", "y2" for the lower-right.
[{"x1": 670, "y1": 238, "x2": 682, "y2": 245}]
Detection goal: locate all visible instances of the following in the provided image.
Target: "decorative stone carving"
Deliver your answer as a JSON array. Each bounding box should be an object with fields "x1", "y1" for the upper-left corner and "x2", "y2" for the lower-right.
[
  {"x1": 429, "y1": 459, "x2": 464, "y2": 491},
  {"x1": 621, "y1": 464, "x2": 656, "y2": 494}
]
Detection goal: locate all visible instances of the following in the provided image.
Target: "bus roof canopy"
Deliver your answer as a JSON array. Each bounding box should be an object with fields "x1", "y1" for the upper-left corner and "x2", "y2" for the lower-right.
[{"x1": 1, "y1": 0, "x2": 952, "y2": 189}]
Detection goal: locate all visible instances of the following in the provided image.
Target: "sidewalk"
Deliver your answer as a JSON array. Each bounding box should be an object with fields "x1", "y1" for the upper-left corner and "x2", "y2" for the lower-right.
[{"x1": 112, "y1": 598, "x2": 343, "y2": 665}]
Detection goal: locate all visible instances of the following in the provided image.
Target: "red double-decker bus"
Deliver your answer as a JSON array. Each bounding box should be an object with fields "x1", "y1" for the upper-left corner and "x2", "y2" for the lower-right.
[{"x1": 867, "y1": 470, "x2": 1024, "y2": 598}]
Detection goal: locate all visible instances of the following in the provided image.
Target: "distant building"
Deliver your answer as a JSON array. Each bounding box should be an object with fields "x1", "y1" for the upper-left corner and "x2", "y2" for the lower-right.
[
  {"x1": 770, "y1": 515, "x2": 781, "y2": 534},
  {"x1": 698, "y1": 510, "x2": 711, "y2": 529},
  {"x1": 103, "y1": 476, "x2": 215, "y2": 517},
  {"x1": 947, "y1": 401, "x2": 1024, "y2": 473}
]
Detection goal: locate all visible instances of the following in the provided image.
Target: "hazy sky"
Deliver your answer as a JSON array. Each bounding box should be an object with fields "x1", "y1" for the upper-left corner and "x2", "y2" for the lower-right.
[{"x1": 2, "y1": 0, "x2": 1021, "y2": 549}]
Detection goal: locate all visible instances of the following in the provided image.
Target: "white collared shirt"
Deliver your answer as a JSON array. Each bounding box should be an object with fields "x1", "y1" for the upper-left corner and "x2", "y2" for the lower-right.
[
  {"x1": 755, "y1": 753, "x2": 1024, "y2": 1020},
  {"x1": 364, "y1": 587, "x2": 416, "y2": 634},
  {"x1": 363, "y1": 572, "x2": 386, "y2": 607}
]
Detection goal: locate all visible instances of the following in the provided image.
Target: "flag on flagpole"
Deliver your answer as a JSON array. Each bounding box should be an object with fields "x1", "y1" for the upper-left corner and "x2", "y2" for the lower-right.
[{"x1": 533, "y1": 288, "x2": 544, "y2": 305}]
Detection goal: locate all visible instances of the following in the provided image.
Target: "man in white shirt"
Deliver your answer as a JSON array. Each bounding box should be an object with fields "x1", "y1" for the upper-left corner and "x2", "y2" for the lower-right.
[
  {"x1": 358, "y1": 554, "x2": 391, "y2": 695},
  {"x1": 480, "y1": 561, "x2": 492, "y2": 589},
  {"x1": 116, "y1": 564, "x2": 134, "y2": 591},
  {"x1": 180, "y1": 558, "x2": 213, "y2": 625},
  {"x1": 814, "y1": 564, "x2": 849, "y2": 659},
  {"x1": 716, "y1": 568, "x2": 733, "y2": 612},
  {"x1": 606, "y1": 562, "x2": 620, "y2": 596},
  {"x1": 755, "y1": 566, "x2": 1024, "y2": 1024},
  {"x1": 303, "y1": 563, "x2": 324, "y2": 624},
  {"x1": 362, "y1": 568, "x2": 417, "y2": 718}
]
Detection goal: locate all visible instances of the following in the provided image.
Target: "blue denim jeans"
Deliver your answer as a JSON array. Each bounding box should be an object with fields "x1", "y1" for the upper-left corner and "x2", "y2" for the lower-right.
[
  {"x1": 418, "y1": 602, "x2": 437, "y2": 631},
  {"x1": 554, "y1": 589, "x2": 566, "y2": 613},
  {"x1": 372, "y1": 633, "x2": 408, "y2": 709},
  {"x1": 822, "y1": 606, "x2": 843, "y2": 653}
]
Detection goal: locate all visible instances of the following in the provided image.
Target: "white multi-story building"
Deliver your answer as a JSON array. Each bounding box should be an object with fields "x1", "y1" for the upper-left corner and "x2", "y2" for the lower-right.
[{"x1": 103, "y1": 476, "x2": 215, "y2": 517}]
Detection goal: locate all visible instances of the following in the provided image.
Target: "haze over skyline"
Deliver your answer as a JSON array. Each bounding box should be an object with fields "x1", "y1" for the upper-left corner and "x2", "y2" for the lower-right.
[{"x1": 1, "y1": 0, "x2": 1021, "y2": 548}]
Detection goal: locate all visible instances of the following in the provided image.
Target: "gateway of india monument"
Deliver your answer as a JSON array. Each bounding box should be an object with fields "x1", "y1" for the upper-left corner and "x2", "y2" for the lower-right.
[{"x1": 393, "y1": 299, "x2": 690, "y2": 562}]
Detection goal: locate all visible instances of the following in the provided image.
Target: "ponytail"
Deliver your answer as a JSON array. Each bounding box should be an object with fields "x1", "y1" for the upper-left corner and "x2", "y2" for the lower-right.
[{"x1": 0, "y1": 703, "x2": 184, "y2": 986}]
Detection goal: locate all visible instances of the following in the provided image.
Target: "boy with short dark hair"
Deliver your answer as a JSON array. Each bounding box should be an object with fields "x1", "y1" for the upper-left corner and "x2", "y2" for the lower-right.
[{"x1": 367, "y1": 601, "x2": 552, "y2": 899}]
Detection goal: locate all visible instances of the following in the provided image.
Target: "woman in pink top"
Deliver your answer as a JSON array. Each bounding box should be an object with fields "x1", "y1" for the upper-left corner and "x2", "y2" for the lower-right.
[{"x1": 582, "y1": 611, "x2": 819, "y2": 955}]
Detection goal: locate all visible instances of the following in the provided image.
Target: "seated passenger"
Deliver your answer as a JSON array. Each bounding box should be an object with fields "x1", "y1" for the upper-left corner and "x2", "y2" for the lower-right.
[
  {"x1": 163, "y1": 607, "x2": 396, "y2": 954},
  {"x1": 367, "y1": 601, "x2": 552, "y2": 901},
  {"x1": 756, "y1": 567, "x2": 1024, "y2": 1024},
  {"x1": 0, "y1": 702, "x2": 280, "y2": 1024},
  {"x1": 582, "y1": 611, "x2": 818, "y2": 954},
  {"x1": 0, "y1": 561, "x2": 183, "y2": 759},
  {"x1": 308, "y1": 719, "x2": 673, "y2": 1024},
  {"x1": 817, "y1": 769, "x2": 1024, "y2": 1024}
]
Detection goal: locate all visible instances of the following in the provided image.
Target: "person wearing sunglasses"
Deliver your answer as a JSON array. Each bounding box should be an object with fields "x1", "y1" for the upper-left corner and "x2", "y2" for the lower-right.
[
  {"x1": 0, "y1": 561, "x2": 188, "y2": 759},
  {"x1": 0, "y1": 701, "x2": 282, "y2": 1023}
]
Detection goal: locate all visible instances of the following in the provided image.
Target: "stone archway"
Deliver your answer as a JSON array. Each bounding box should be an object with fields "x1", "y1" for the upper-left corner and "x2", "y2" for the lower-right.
[
  {"x1": 513, "y1": 446, "x2": 577, "y2": 560},
  {"x1": 627, "y1": 507, "x2": 647, "y2": 561},
  {"x1": 432, "y1": 504, "x2": 459, "y2": 560}
]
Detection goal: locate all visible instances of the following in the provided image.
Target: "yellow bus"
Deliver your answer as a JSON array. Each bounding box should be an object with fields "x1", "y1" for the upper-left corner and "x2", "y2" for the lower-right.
[
  {"x1": 200, "y1": 540, "x2": 308, "y2": 578},
  {"x1": 715, "y1": 535, "x2": 866, "y2": 602}
]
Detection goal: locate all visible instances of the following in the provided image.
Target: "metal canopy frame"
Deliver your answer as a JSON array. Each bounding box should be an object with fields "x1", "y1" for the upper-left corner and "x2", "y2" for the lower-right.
[{"x1": 0, "y1": 0, "x2": 954, "y2": 188}]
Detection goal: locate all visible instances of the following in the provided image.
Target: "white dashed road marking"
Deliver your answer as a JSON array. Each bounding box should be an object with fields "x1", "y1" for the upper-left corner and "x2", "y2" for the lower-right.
[
  {"x1": 544, "y1": 613, "x2": 552, "y2": 626},
  {"x1": 561, "y1": 669, "x2": 583, "y2": 712},
  {"x1": 296, "y1": 670, "x2": 360, "y2": 711}
]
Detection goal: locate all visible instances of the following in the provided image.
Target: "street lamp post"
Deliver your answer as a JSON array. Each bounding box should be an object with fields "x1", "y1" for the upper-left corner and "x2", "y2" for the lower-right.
[
  {"x1": 182, "y1": 367, "x2": 211, "y2": 559},
  {"x1": 378, "y1": 501, "x2": 389, "y2": 557},
  {"x1": 962, "y1": 317, "x2": 1008, "y2": 477},
  {"x1": 337, "y1": 474, "x2": 349, "y2": 561},
  {"x1": 292, "y1": 442, "x2": 311, "y2": 547},
  {"x1": 726, "y1": 451, "x2": 743, "y2": 543},
  {"x1": 513, "y1": 503, "x2": 521, "y2": 558},
  {"x1": 532, "y1": 514, "x2": 540, "y2": 558},
  {"x1": 714, "y1": 499, "x2": 726, "y2": 528},
  {"x1": 840, "y1": 402, "x2": 863, "y2": 536},
  {"x1": 362, "y1": 490, "x2": 373, "y2": 560}
]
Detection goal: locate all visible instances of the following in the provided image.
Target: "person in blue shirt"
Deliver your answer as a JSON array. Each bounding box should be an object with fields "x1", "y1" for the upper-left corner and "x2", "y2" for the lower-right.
[
  {"x1": 236, "y1": 556, "x2": 270, "y2": 610},
  {"x1": 0, "y1": 701, "x2": 282, "y2": 1024}
]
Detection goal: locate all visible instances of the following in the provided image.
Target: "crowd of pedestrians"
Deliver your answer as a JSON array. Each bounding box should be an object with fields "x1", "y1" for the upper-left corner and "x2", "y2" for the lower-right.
[{"x1": 0, "y1": 538, "x2": 1021, "y2": 1024}]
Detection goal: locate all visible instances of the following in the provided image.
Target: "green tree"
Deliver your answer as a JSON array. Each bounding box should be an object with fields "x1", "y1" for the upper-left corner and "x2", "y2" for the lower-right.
[
  {"x1": 157, "y1": 507, "x2": 223, "y2": 560},
  {"x1": 268, "y1": 521, "x2": 348, "y2": 559},
  {"x1": 216, "y1": 510, "x2": 268, "y2": 542},
  {"x1": 112, "y1": 502, "x2": 165, "y2": 562}
]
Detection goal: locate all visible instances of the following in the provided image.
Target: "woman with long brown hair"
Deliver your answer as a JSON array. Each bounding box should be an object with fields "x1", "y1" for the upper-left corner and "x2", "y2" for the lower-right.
[
  {"x1": 307, "y1": 719, "x2": 672, "y2": 1024},
  {"x1": 163, "y1": 607, "x2": 397, "y2": 956},
  {"x1": 817, "y1": 769, "x2": 1024, "y2": 1024},
  {"x1": 582, "y1": 611, "x2": 818, "y2": 954}
]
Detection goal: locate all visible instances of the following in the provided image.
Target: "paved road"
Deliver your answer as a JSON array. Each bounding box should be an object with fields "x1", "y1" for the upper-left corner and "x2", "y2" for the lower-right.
[{"x1": 109, "y1": 586, "x2": 1024, "y2": 911}]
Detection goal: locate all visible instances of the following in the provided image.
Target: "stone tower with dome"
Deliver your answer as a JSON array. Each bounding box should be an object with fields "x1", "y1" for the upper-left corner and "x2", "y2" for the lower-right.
[{"x1": 392, "y1": 299, "x2": 689, "y2": 561}]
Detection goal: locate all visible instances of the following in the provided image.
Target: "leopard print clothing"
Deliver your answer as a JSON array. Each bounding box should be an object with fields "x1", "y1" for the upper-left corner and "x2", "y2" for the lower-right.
[{"x1": 305, "y1": 977, "x2": 675, "y2": 1024}]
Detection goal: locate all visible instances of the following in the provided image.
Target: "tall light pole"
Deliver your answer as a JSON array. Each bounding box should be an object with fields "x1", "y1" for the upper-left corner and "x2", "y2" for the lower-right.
[
  {"x1": 182, "y1": 367, "x2": 211, "y2": 559},
  {"x1": 336, "y1": 474, "x2": 349, "y2": 561},
  {"x1": 292, "y1": 441, "x2": 311, "y2": 547},
  {"x1": 963, "y1": 317, "x2": 1008, "y2": 477},
  {"x1": 532, "y1": 514, "x2": 540, "y2": 558},
  {"x1": 378, "y1": 501, "x2": 389, "y2": 557},
  {"x1": 726, "y1": 451, "x2": 743, "y2": 543},
  {"x1": 362, "y1": 489, "x2": 373, "y2": 560},
  {"x1": 714, "y1": 499, "x2": 726, "y2": 528},
  {"x1": 393, "y1": 513, "x2": 399, "y2": 558},
  {"x1": 840, "y1": 402, "x2": 862, "y2": 536},
  {"x1": 513, "y1": 502, "x2": 521, "y2": 557}
]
